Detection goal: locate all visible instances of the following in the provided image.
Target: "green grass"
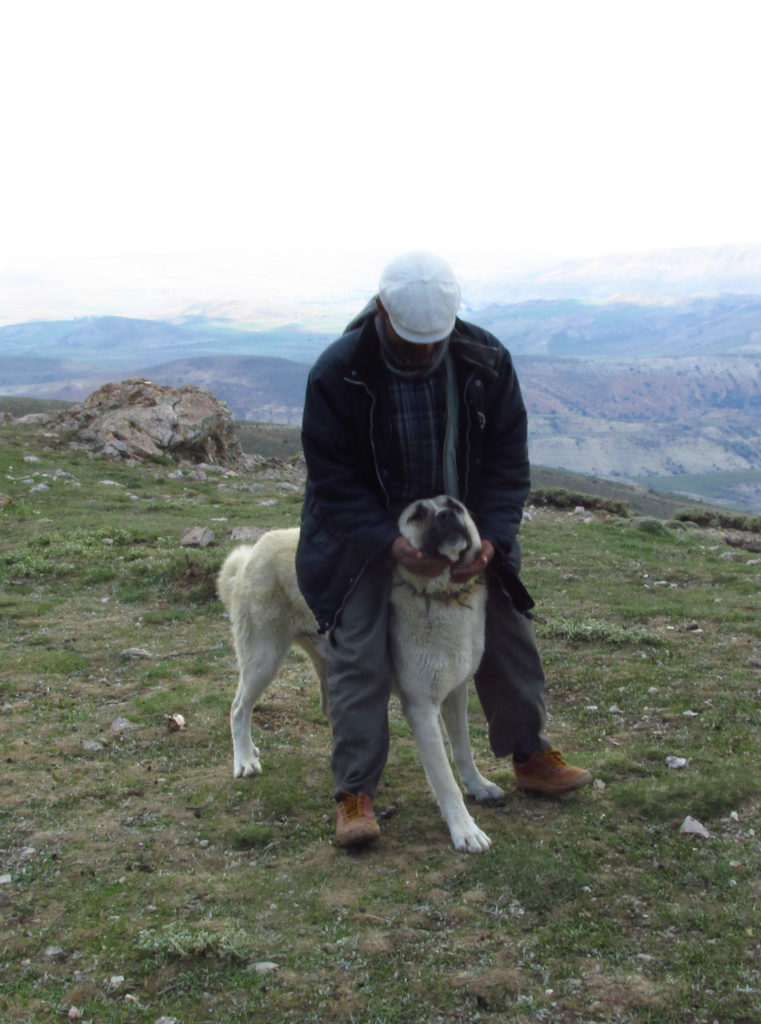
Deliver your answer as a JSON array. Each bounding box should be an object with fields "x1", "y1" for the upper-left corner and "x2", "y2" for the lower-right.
[{"x1": 0, "y1": 420, "x2": 760, "y2": 1024}]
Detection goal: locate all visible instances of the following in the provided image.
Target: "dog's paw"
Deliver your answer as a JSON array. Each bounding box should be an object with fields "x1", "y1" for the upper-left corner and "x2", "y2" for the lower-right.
[
  {"x1": 451, "y1": 822, "x2": 492, "y2": 854},
  {"x1": 234, "y1": 757, "x2": 262, "y2": 778},
  {"x1": 468, "y1": 777, "x2": 505, "y2": 802}
]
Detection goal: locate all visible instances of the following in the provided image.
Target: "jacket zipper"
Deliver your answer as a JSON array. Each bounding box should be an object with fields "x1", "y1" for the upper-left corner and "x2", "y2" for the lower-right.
[
  {"x1": 462, "y1": 369, "x2": 476, "y2": 500},
  {"x1": 344, "y1": 375, "x2": 390, "y2": 507}
]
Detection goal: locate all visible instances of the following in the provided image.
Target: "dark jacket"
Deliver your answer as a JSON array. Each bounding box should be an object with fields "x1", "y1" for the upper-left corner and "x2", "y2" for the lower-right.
[{"x1": 296, "y1": 314, "x2": 533, "y2": 632}]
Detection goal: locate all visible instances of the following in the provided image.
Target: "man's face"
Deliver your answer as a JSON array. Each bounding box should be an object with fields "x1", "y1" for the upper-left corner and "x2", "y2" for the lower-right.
[{"x1": 377, "y1": 301, "x2": 446, "y2": 370}]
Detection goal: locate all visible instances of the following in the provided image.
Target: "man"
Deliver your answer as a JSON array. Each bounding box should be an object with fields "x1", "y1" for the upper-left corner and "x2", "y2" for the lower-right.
[{"x1": 296, "y1": 252, "x2": 592, "y2": 847}]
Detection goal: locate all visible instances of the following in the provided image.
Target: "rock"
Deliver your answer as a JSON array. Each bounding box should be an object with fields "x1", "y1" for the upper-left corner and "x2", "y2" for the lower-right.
[
  {"x1": 165, "y1": 714, "x2": 186, "y2": 731},
  {"x1": 120, "y1": 647, "x2": 153, "y2": 660},
  {"x1": 110, "y1": 716, "x2": 136, "y2": 733},
  {"x1": 680, "y1": 816, "x2": 710, "y2": 838},
  {"x1": 250, "y1": 961, "x2": 280, "y2": 973},
  {"x1": 44, "y1": 379, "x2": 245, "y2": 467},
  {"x1": 665, "y1": 756, "x2": 688, "y2": 769},
  {"x1": 179, "y1": 527, "x2": 214, "y2": 548},
  {"x1": 229, "y1": 526, "x2": 266, "y2": 542}
]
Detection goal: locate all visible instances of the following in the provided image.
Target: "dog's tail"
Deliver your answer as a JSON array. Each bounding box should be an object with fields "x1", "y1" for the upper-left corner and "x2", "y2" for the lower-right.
[{"x1": 216, "y1": 545, "x2": 255, "y2": 613}]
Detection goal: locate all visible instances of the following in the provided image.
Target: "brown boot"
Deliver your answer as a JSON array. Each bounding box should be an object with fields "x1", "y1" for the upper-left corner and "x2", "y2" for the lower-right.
[
  {"x1": 335, "y1": 792, "x2": 380, "y2": 847},
  {"x1": 513, "y1": 750, "x2": 593, "y2": 794}
]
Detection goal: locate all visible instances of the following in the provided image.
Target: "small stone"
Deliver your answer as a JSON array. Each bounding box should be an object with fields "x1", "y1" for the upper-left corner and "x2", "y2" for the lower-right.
[
  {"x1": 179, "y1": 526, "x2": 214, "y2": 548},
  {"x1": 120, "y1": 647, "x2": 153, "y2": 660},
  {"x1": 110, "y1": 716, "x2": 136, "y2": 733},
  {"x1": 665, "y1": 756, "x2": 688, "y2": 769},
  {"x1": 251, "y1": 961, "x2": 279, "y2": 973},
  {"x1": 680, "y1": 816, "x2": 710, "y2": 838},
  {"x1": 230, "y1": 525, "x2": 266, "y2": 542}
]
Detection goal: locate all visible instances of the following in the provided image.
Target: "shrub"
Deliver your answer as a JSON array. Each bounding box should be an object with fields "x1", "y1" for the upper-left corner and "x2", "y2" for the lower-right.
[{"x1": 530, "y1": 487, "x2": 629, "y2": 517}]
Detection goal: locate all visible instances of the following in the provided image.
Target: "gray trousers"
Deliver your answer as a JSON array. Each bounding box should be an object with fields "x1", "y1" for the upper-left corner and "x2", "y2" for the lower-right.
[{"x1": 326, "y1": 566, "x2": 549, "y2": 800}]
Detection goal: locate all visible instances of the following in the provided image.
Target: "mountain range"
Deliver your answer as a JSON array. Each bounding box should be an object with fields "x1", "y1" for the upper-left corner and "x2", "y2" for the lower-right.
[{"x1": 2, "y1": 245, "x2": 761, "y2": 512}]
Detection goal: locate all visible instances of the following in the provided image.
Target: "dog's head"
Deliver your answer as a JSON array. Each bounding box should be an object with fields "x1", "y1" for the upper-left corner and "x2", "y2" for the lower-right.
[{"x1": 398, "y1": 496, "x2": 482, "y2": 568}]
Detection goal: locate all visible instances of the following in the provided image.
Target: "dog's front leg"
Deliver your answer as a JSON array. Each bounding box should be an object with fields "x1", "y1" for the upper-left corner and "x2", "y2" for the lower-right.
[
  {"x1": 230, "y1": 677, "x2": 262, "y2": 778},
  {"x1": 402, "y1": 700, "x2": 492, "y2": 854},
  {"x1": 440, "y1": 684, "x2": 504, "y2": 802}
]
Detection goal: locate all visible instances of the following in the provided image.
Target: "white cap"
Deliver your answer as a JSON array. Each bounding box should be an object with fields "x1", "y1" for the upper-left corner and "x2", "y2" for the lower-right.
[{"x1": 378, "y1": 251, "x2": 461, "y2": 344}]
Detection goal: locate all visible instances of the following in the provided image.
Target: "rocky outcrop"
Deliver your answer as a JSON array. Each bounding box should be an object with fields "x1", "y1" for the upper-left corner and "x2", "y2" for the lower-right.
[{"x1": 46, "y1": 378, "x2": 245, "y2": 466}]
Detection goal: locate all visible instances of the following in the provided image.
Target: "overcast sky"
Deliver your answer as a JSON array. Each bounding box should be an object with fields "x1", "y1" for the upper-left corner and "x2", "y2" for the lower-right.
[{"x1": 1, "y1": 0, "x2": 759, "y2": 317}]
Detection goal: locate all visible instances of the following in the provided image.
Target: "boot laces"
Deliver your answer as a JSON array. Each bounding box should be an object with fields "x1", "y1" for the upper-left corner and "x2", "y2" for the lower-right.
[
  {"x1": 339, "y1": 794, "x2": 368, "y2": 821},
  {"x1": 546, "y1": 749, "x2": 569, "y2": 769}
]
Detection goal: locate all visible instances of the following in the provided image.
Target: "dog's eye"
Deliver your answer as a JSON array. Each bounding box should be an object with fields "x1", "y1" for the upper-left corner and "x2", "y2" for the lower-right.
[{"x1": 409, "y1": 503, "x2": 428, "y2": 523}]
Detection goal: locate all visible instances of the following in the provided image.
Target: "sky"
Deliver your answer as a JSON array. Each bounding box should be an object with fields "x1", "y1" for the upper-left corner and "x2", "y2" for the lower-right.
[{"x1": 1, "y1": 0, "x2": 760, "y2": 320}]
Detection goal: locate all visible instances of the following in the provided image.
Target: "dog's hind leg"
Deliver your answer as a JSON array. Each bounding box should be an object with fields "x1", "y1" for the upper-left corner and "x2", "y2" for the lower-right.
[
  {"x1": 230, "y1": 626, "x2": 292, "y2": 778},
  {"x1": 295, "y1": 636, "x2": 329, "y2": 716},
  {"x1": 402, "y1": 700, "x2": 492, "y2": 854},
  {"x1": 440, "y1": 684, "x2": 504, "y2": 802}
]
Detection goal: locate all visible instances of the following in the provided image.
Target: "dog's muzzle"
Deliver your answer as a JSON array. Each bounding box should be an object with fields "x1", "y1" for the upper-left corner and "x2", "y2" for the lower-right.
[{"x1": 422, "y1": 508, "x2": 472, "y2": 560}]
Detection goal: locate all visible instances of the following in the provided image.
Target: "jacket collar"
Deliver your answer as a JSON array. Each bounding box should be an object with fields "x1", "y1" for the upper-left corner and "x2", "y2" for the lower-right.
[{"x1": 347, "y1": 315, "x2": 499, "y2": 384}]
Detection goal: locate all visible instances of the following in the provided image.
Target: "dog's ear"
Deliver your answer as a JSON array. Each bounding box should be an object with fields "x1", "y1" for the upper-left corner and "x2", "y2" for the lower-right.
[{"x1": 408, "y1": 502, "x2": 429, "y2": 524}]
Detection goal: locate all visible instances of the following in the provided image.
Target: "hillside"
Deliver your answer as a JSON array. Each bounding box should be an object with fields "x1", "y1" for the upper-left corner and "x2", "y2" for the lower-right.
[
  {"x1": 138, "y1": 357, "x2": 761, "y2": 512},
  {"x1": 1, "y1": 416, "x2": 760, "y2": 1024},
  {"x1": 4, "y1": 387, "x2": 761, "y2": 514}
]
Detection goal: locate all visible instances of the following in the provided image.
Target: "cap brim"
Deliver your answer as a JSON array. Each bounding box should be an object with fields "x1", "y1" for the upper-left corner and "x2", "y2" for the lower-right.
[{"x1": 388, "y1": 316, "x2": 454, "y2": 345}]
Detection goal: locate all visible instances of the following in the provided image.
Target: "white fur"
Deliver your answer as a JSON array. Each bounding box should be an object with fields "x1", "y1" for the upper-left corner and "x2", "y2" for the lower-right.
[{"x1": 217, "y1": 496, "x2": 503, "y2": 853}]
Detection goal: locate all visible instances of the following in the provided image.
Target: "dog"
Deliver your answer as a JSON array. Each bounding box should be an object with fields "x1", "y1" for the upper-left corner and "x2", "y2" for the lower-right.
[{"x1": 217, "y1": 495, "x2": 503, "y2": 853}]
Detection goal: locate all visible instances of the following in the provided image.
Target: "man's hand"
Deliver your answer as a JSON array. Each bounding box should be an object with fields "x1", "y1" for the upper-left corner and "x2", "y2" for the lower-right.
[
  {"x1": 390, "y1": 535, "x2": 450, "y2": 577},
  {"x1": 391, "y1": 536, "x2": 495, "y2": 580},
  {"x1": 450, "y1": 539, "x2": 495, "y2": 582}
]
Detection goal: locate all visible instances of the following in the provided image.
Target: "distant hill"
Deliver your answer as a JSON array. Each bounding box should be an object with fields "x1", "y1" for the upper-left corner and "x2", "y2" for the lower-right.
[
  {"x1": 0, "y1": 315, "x2": 327, "y2": 376},
  {"x1": 474, "y1": 294, "x2": 761, "y2": 358},
  {"x1": 140, "y1": 355, "x2": 308, "y2": 425},
  {"x1": 3, "y1": 293, "x2": 761, "y2": 375},
  {"x1": 225, "y1": 422, "x2": 749, "y2": 521},
  {"x1": 3, "y1": 292, "x2": 761, "y2": 512}
]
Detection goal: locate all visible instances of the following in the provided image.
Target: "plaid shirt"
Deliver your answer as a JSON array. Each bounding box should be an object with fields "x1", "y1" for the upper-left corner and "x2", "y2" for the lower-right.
[{"x1": 384, "y1": 361, "x2": 447, "y2": 502}]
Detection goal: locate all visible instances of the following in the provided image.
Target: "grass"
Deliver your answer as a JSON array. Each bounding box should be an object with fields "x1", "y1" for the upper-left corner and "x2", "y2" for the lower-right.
[{"x1": 1, "y1": 419, "x2": 760, "y2": 1023}]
